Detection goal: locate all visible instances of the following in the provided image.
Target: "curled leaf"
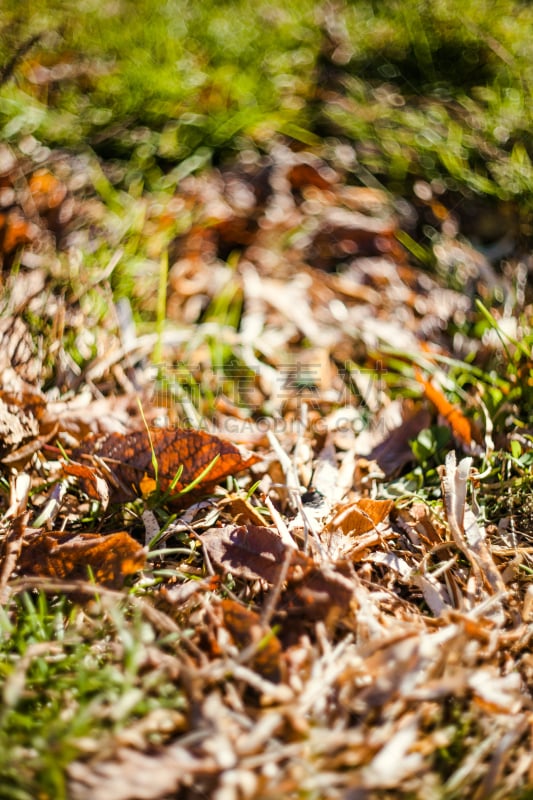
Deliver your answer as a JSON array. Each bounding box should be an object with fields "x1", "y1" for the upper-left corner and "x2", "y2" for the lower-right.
[{"x1": 62, "y1": 461, "x2": 109, "y2": 508}]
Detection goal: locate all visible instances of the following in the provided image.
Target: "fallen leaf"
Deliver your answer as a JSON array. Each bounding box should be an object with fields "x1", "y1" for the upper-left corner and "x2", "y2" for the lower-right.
[
  {"x1": 221, "y1": 598, "x2": 283, "y2": 682},
  {"x1": 0, "y1": 395, "x2": 39, "y2": 457},
  {"x1": 18, "y1": 530, "x2": 146, "y2": 588},
  {"x1": 203, "y1": 523, "x2": 355, "y2": 627},
  {"x1": 283, "y1": 563, "x2": 355, "y2": 623},
  {"x1": 73, "y1": 428, "x2": 261, "y2": 502},
  {"x1": 62, "y1": 461, "x2": 110, "y2": 508},
  {"x1": 366, "y1": 404, "x2": 431, "y2": 477},
  {"x1": 0, "y1": 389, "x2": 59, "y2": 467},
  {"x1": 287, "y1": 162, "x2": 334, "y2": 191},
  {"x1": 415, "y1": 369, "x2": 477, "y2": 450},
  {"x1": 327, "y1": 497, "x2": 394, "y2": 537},
  {"x1": 201, "y1": 524, "x2": 303, "y2": 584},
  {"x1": 28, "y1": 169, "x2": 67, "y2": 212},
  {"x1": 218, "y1": 494, "x2": 268, "y2": 527},
  {"x1": 439, "y1": 451, "x2": 505, "y2": 597},
  {"x1": 0, "y1": 208, "x2": 37, "y2": 254},
  {"x1": 1, "y1": 424, "x2": 59, "y2": 468},
  {"x1": 307, "y1": 206, "x2": 398, "y2": 270}
]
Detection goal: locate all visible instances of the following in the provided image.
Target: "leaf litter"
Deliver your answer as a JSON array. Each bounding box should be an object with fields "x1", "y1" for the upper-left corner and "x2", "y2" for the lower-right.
[{"x1": 0, "y1": 132, "x2": 532, "y2": 800}]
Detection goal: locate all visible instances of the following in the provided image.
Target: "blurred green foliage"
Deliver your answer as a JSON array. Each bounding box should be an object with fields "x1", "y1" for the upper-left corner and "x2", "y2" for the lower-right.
[
  {"x1": 0, "y1": 0, "x2": 319, "y2": 163},
  {"x1": 1, "y1": 0, "x2": 533, "y2": 208}
]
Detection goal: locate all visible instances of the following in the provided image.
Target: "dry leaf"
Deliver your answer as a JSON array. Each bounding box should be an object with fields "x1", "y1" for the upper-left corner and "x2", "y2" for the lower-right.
[
  {"x1": 0, "y1": 389, "x2": 59, "y2": 467},
  {"x1": 218, "y1": 494, "x2": 267, "y2": 527},
  {"x1": 201, "y1": 524, "x2": 304, "y2": 584},
  {"x1": 439, "y1": 451, "x2": 505, "y2": 597},
  {"x1": 327, "y1": 497, "x2": 394, "y2": 537},
  {"x1": 74, "y1": 428, "x2": 260, "y2": 502},
  {"x1": 62, "y1": 461, "x2": 110, "y2": 508},
  {"x1": 221, "y1": 598, "x2": 283, "y2": 683},
  {"x1": 283, "y1": 563, "x2": 355, "y2": 623},
  {"x1": 366, "y1": 404, "x2": 431, "y2": 477},
  {"x1": 0, "y1": 395, "x2": 39, "y2": 457},
  {"x1": 18, "y1": 530, "x2": 146, "y2": 588}
]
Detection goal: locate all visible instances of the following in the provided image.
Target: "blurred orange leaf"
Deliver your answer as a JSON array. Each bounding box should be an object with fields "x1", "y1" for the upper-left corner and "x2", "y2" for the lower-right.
[
  {"x1": 415, "y1": 369, "x2": 474, "y2": 448},
  {"x1": 0, "y1": 209, "x2": 36, "y2": 253},
  {"x1": 28, "y1": 170, "x2": 67, "y2": 211}
]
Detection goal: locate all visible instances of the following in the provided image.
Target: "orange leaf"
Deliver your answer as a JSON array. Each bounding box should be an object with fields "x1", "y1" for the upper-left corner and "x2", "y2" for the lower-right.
[
  {"x1": 74, "y1": 428, "x2": 261, "y2": 503},
  {"x1": 327, "y1": 498, "x2": 394, "y2": 537},
  {"x1": 287, "y1": 162, "x2": 333, "y2": 191},
  {"x1": 62, "y1": 461, "x2": 110, "y2": 507},
  {"x1": 18, "y1": 531, "x2": 145, "y2": 588},
  {"x1": 415, "y1": 369, "x2": 474, "y2": 448},
  {"x1": 2, "y1": 209, "x2": 35, "y2": 253}
]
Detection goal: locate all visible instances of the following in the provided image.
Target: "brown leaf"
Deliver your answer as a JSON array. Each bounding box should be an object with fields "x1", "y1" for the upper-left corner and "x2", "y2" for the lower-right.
[
  {"x1": 218, "y1": 494, "x2": 268, "y2": 527},
  {"x1": 287, "y1": 162, "x2": 333, "y2": 191},
  {"x1": 221, "y1": 598, "x2": 283, "y2": 683},
  {"x1": 367, "y1": 404, "x2": 431, "y2": 477},
  {"x1": 202, "y1": 524, "x2": 355, "y2": 625},
  {"x1": 201, "y1": 524, "x2": 303, "y2": 584},
  {"x1": 62, "y1": 461, "x2": 110, "y2": 508},
  {"x1": 73, "y1": 428, "x2": 261, "y2": 502},
  {"x1": 327, "y1": 497, "x2": 394, "y2": 537},
  {"x1": 283, "y1": 563, "x2": 355, "y2": 623},
  {"x1": 1, "y1": 423, "x2": 59, "y2": 468},
  {"x1": 0, "y1": 389, "x2": 59, "y2": 467},
  {"x1": 307, "y1": 207, "x2": 398, "y2": 269},
  {"x1": 18, "y1": 530, "x2": 146, "y2": 588}
]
